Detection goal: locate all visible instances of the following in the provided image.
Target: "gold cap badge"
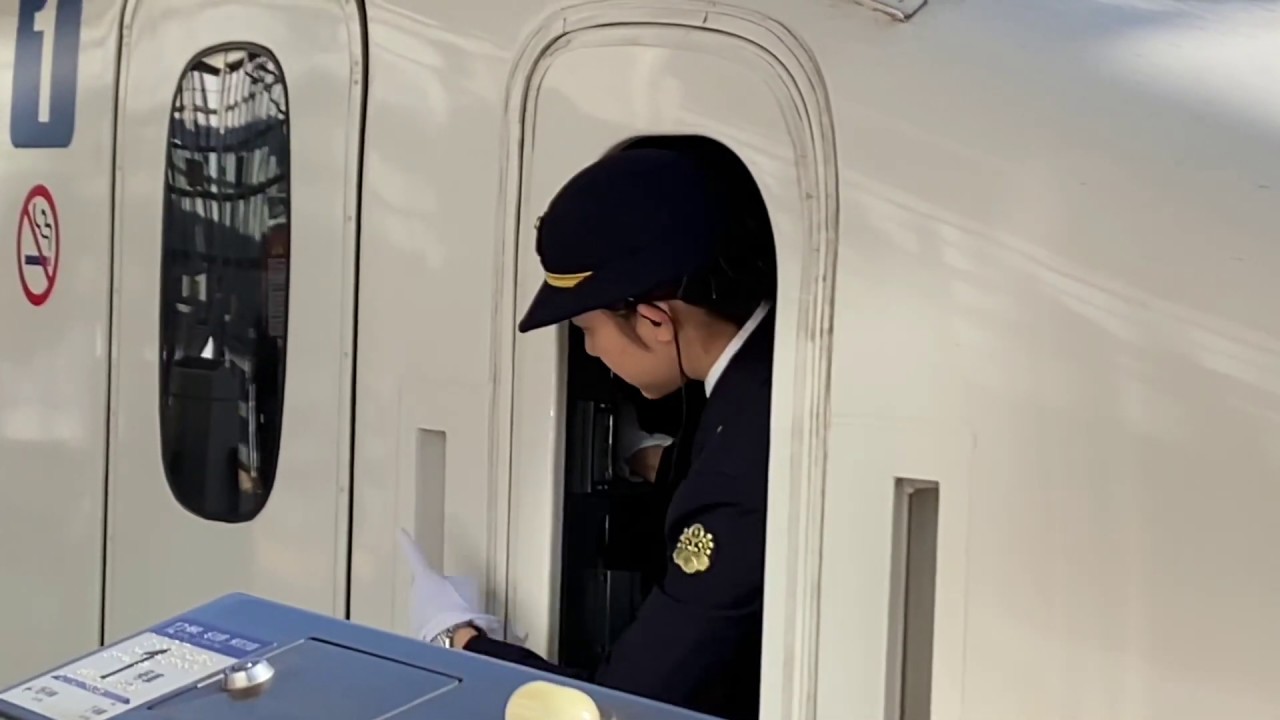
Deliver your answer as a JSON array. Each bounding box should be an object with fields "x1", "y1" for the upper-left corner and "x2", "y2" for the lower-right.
[{"x1": 673, "y1": 523, "x2": 715, "y2": 574}]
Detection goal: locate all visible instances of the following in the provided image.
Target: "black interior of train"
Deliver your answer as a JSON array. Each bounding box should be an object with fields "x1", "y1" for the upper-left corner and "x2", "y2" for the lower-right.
[
  {"x1": 554, "y1": 134, "x2": 777, "y2": 672},
  {"x1": 556, "y1": 325, "x2": 705, "y2": 670}
]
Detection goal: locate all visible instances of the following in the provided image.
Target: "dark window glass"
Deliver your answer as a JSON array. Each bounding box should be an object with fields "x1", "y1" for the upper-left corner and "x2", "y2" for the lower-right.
[{"x1": 159, "y1": 46, "x2": 290, "y2": 523}]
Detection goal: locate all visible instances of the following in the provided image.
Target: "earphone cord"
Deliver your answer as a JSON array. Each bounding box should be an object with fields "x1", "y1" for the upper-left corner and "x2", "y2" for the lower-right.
[
  {"x1": 644, "y1": 301, "x2": 688, "y2": 488},
  {"x1": 669, "y1": 324, "x2": 688, "y2": 486}
]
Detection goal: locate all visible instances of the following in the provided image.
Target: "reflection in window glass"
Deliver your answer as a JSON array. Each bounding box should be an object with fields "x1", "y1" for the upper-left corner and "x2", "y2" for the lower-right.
[{"x1": 159, "y1": 47, "x2": 290, "y2": 523}]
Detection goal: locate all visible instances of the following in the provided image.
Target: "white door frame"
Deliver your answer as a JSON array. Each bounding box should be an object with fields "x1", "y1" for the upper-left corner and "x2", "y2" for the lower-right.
[{"x1": 488, "y1": 5, "x2": 839, "y2": 719}]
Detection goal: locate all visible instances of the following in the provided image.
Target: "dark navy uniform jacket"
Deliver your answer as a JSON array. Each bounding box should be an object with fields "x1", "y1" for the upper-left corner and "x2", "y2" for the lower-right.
[{"x1": 468, "y1": 308, "x2": 775, "y2": 720}]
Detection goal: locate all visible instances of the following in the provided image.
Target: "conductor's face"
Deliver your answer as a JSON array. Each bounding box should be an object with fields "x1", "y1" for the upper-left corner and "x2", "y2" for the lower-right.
[{"x1": 573, "y1": 304, "x2": 684, "y2": 400}]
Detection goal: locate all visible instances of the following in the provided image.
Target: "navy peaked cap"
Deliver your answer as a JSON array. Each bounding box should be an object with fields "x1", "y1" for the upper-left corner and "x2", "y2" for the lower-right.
[{"x1": 517, "y1": 148, "x2": 723, "y2": 332}]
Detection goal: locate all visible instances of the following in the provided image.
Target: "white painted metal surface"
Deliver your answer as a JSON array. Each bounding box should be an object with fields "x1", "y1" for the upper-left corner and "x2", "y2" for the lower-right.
[
  {"x1": 1, "y1": 0, "x2": 1278, "y2": 718},
  {"x1": 345, "y1": 0, "x2": 511, "y2": 636},
  {"x1": 0, "y1": 0, "x2": 124, "y2": 685}
]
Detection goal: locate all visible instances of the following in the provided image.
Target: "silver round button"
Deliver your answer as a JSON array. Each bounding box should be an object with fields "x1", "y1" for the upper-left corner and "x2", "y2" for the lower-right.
[{"x1": 222, "y1": 658, "x2": 275, "y2": 693}]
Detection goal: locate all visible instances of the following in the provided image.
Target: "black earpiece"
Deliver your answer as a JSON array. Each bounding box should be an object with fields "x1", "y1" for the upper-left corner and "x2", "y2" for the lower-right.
[{"x1": 624, "y1": 298, "x2": 669, "y2": 327}]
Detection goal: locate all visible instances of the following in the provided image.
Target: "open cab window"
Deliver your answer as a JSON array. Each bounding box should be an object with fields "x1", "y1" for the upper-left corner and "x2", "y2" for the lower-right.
[{"x1": 502, "y1": 15, "x2": 837, "y2": 716}]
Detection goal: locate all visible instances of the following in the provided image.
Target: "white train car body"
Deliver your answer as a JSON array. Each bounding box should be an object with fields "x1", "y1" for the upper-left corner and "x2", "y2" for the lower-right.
[{"x1": 1, "y1": 0, "x2": 1277, "y2": 717}]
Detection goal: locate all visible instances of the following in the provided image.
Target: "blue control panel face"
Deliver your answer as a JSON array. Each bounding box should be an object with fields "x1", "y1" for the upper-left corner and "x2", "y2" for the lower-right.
[{"x1": 0, "y1": 593, "x2": 720, "y2": 720}]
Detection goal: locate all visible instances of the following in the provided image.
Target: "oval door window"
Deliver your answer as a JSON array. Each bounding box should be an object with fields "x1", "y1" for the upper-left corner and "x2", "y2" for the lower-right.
[{"x1": 158, "y1": 46, "x2": 291, "y2": 523}]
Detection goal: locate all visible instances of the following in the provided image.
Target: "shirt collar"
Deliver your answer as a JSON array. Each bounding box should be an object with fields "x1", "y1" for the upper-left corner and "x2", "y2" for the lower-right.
[{"x1": 704, "y1": 302, "x2": 771, "y2": 397}]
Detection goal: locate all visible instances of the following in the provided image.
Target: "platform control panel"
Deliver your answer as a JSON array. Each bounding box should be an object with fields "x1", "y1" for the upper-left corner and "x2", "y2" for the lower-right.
[{"x1": 0, "y1": 593, "x2": 720, "y2": 720}]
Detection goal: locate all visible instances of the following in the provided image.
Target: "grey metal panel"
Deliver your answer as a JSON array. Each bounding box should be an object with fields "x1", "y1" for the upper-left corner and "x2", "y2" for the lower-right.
[{"x1": 0, "y1": 593, "x2": 721, "y2": 720}]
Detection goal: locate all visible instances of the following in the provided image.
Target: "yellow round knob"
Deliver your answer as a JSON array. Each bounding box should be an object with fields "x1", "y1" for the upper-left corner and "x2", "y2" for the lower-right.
[{"x1": 504, "y1": 679, "x2": 602, "y2": 720}]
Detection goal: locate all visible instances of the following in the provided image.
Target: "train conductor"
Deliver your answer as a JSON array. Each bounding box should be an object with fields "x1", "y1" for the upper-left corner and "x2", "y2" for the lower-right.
[{"x1": 405, "y1": 146, "x2": 777, "y2": 720}]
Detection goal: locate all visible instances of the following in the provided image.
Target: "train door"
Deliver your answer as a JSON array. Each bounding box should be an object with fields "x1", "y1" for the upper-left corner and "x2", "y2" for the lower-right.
[
  {"x1": 103, "y1": 0, "x2": 365, "y2": 640},
  {"x1": 498, "y1": 10, "x2": 836, "y2": 716},
  {"x1": 0, "y1": 0, "x2": 125, "y2": 685}
]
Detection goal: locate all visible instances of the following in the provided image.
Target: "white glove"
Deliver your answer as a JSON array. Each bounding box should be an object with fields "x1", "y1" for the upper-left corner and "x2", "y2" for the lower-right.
[
  {"x1": 396, "y1": 528, "x2": 504, "y2": 644},
  {"x1": 613, "y1": 403, "x2": 673, "y2": 480}
]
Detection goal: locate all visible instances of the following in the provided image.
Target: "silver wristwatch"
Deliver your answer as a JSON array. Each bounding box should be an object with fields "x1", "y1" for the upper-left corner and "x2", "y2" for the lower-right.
[{"x1": 429, "y1": 622, "x2": 474, "y2": 649}]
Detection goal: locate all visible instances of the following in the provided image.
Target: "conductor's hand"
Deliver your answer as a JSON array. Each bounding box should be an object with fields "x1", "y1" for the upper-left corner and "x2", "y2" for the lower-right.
[
  {"x1": 628, "y1": 445, "x2": 665, "y2": 483},
  {"x1": 396, "y1": 528, "x2": 503, "y2": 645}
]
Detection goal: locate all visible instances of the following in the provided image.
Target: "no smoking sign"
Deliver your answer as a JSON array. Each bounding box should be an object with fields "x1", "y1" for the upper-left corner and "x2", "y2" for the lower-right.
[{"x1": 15, "y1": 184, "x2": 60, "y2": 307}]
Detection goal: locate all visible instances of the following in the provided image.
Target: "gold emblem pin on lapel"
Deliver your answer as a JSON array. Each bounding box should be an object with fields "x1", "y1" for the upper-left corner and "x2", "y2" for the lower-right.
[{"x1": 673, "y1": 523, "x2": 715, "y2": 574}]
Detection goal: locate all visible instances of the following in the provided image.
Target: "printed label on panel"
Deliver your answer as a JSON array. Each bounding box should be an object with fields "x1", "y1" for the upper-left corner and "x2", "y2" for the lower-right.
[{"x1": 0, "y1": 618, "x2": 271, "y2": 720}]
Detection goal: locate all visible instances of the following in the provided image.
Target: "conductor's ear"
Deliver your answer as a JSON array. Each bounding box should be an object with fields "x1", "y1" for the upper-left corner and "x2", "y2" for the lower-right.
[
  {"x1": 635, "y1": 302, "x2": 676, "y2": 342},
  {"x1": 635, "y1": 305, "x2": 662, "y2": 327}
]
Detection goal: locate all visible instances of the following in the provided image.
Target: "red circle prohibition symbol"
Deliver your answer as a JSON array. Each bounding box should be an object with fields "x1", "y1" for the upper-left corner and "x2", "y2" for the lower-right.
[{"x1": 15, "y1": 183, "x2": 60, "y2": 307}]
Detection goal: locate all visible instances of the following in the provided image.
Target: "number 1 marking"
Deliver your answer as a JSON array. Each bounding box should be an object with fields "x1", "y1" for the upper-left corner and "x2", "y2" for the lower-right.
[
  {"x1": 10, "y1": 0, "x2": 82, "y2": 148},
  {"x1": 32, "y1": 0, "x2": 59, "y2": 123}
]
